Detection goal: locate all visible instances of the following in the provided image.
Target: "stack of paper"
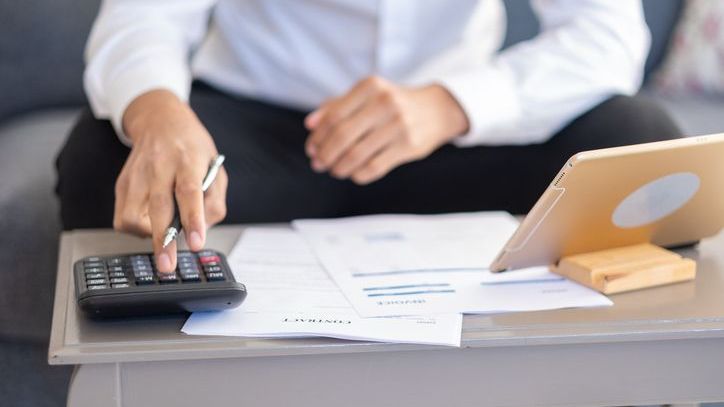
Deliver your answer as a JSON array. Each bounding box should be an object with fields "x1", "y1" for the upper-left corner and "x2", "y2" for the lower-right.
[
  {"x1": 292, "y1": 212, "x2": 612, "y2": 317},
  {"x1": 182, "y1": 228, "x2": 463, "y2": 346},
  {"x1": 182, "y1": 212, "x2": 612, "y2": 347}
]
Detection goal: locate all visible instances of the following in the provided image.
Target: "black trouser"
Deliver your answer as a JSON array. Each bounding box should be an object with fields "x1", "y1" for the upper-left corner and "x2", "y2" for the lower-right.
[{"x1": 56, "y1": 82, "x2": 682, "y2": 229}]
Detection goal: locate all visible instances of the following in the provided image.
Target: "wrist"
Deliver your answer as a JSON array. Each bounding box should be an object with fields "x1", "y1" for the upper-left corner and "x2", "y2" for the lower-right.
[
  {"x1": 122, "y1": 89, "x2": 186, "y2": 144},
  {"x1": 425, "y1": 85, "x2": 470, "y2": 142}
]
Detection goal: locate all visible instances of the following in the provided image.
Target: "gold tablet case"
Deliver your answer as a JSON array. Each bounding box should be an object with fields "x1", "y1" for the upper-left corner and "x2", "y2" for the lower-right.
[{"x1": 491, "y1": 134, "x2": 724, "y2": 272}]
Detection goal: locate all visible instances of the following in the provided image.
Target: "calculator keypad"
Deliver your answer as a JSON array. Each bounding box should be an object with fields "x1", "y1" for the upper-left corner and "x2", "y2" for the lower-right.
[{"x1": 80, "y1": 251, "x2": 230, "y2": 292}]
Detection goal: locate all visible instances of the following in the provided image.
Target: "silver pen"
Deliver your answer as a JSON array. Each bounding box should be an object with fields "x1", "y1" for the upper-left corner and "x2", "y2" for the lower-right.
[{"x1": 162, "y1": 155, "x2": 226, "y2": 248}]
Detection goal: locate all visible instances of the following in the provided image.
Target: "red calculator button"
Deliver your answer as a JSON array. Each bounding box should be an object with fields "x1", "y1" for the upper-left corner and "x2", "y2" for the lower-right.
[{"x1": 199, "y1": 255, "x2": 221, "y2": 264}]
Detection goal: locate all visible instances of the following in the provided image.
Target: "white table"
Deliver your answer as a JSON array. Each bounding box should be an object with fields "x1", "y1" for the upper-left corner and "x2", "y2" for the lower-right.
[{"x1": 49, "y1": 226, "x2": 724, "y2": 406}]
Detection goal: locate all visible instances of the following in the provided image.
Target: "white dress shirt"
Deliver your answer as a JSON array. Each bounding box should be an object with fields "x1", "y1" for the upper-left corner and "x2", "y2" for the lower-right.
[{"x1": 84, "y1": 0, "x2": 650, "y2": 146}]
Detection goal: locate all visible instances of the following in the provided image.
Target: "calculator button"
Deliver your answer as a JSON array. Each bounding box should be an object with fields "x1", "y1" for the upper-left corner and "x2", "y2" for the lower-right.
[
  {"x1": 110, "y1": 277, "x2": 129, "y2": 284},
  {"x1": 108, "y1": 271, "x2": 126, "y2": 278},
  {"x1": 87, "y1": 284, "x2": 108, "y2": 290},
  {"x1": 199, "y1": 255, "x2": 221, "y2": 264},
  {"x1": 86, "y1": 278, "x2": 107, "y2": 285},
  {"x1": 180, "y1": 273, "x2": 200, "y2": 282},
  {"x1": 178, "y1": 262, "x2": 199, "y2": 269},
  {"x1": 180, "y1": 270, "x2": 199, "y2": 277},
  {"x1": 133, "y1": 270, "x2": 154, "y2": 278},
  {"x1": 83, "y1": 262, "x2": 106, "y2": 269},
  {"x1": 84, "y1": 267, "x2": 105, "y2": 274},
  {"x1": 158, "y1": 273, "x2": 178, "y2": 283},
  {"x1": 135, "y1": 275, "x2": 154, "y2": 285},
  {"x1": 85, "y1": 272, "x2": 105, "y2": 279},
  {"x1": 111, "y1": 283, "x2": 130, "y2": 288},
  {"x1": 108, "y1": 265, "x2": 124, "y2": 273},
  {"x1": 204, "y1": 265, "x2": 222, "y2": 273},
  {"x1": 205, "y1": 272, "x2": 225, "y2": 281},
  {"x1": 84, "y1": 257, "x2": 102, "y2": 263},
  {"x1": 107, "y1": 257, "x2": 125, "y2": 266},
  {"x1": 132, "y1": 262, "x2": 152, "y2": 269}
]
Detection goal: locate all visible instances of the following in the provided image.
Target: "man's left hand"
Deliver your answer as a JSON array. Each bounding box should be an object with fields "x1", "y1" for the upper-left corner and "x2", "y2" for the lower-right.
[{"x1": 304, "y1": 76, "x2": 470, "y2": 185}]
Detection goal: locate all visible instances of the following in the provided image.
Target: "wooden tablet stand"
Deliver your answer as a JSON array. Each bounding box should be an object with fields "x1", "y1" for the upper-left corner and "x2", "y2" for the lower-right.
[{"x1": 553, "y1": 243, "x2": 696, "y2": 294}]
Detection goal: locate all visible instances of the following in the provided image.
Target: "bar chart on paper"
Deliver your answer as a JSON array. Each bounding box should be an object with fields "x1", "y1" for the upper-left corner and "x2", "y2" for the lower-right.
[
  {"x1": 293, "y1": 212, "x2": 612, "y2": 317},
  {"x1": 182, "y1": 228, "x2": 463, "y2": 346}
]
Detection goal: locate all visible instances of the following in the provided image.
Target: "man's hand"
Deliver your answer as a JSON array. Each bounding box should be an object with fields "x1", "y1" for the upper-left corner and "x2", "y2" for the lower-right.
[
  {"x1": 116, "y1": 89, "x2": 228, "y2": 273},
  {"x1": 304, "y1": 76, "x2": 469, "y2": 184}
]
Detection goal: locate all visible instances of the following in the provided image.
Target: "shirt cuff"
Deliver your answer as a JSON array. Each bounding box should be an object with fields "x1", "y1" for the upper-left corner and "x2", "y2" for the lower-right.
[
  {"x1": 85, "y1": 51, "x2": 191, "y2": 146},
  {"x1": 435, "y1": 63, "x2": 522, "y2": 147}
]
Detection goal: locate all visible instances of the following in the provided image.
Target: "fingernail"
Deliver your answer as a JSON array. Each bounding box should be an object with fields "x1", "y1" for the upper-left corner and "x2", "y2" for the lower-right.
[
  {"x1": 157, "y1": 253, "x2": 172, "y2": 272},
  {"x1": 189, "y1": 231, "x2": 203, "y2": 250},
  {"x1": 312, "y1": 160, "x2": 325, "y2": 172},
  {"x1": 332, "y1": 169, "x2": 348, "y2": 179},
  {"x1": 306, "y1": 110, "x2": 320, "y2": 128}
]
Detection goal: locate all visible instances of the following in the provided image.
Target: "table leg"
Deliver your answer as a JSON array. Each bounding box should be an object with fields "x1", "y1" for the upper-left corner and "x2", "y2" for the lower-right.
[{"x1": 67, "y1": 363, "x2": 120, "y2": 407}]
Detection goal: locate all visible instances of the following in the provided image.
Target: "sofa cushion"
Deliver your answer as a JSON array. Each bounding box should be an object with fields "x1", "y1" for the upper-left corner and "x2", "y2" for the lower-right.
[
  {"x1": 651, "y1": 0, "x2": 724, "y2": 96},
  {"x1": 0, "y1": 109, "x2": 79, "y2": 342},
  {"x1": 0, "y1": 0, "x2": 98, "y2": 121},
  {"x1": 646, "y1": 92, "x2": 724, "y2": 136},
  {"x1": 0, "y1": 340, "x2": 72, "y2": 407}
]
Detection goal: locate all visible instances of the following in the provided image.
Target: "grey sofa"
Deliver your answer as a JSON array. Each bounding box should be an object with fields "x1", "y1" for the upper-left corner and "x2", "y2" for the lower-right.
[{"x1": 2, "y1": 0, "x2": 723, "y2": 405}]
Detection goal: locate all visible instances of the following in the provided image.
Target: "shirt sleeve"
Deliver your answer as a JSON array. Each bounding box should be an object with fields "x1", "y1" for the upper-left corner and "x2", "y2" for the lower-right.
[
  {"x1": 84, "y1": 0, "x2": 216, "y2": 145},
  {"x1": 437, "y1": 0, "x2": 651, "y2": 147}
]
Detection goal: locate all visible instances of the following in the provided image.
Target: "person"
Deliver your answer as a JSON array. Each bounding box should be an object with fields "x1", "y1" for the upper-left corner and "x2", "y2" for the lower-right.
[{"x1": 56, "y1": 0, "x2": 681, "y2": 273}]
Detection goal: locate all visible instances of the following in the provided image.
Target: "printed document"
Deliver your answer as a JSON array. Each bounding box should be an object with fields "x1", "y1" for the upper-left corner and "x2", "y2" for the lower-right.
[
  {"x1": 182, "y1": 228, "x2": 463, "y2": 346},
  {"x1": 293, "y1": 212, "x2": 612, "y2": 317}
]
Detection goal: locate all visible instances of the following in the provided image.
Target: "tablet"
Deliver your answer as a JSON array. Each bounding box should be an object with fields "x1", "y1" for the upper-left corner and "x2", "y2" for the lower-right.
[{"x1": 490, "y1": 134, "x2": 724, "y2": 272}]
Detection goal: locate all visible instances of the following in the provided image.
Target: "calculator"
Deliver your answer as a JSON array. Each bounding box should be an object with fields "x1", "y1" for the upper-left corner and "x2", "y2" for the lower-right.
[{"x1": 74, "y1": 250, "x2": 246, "y2": 318}]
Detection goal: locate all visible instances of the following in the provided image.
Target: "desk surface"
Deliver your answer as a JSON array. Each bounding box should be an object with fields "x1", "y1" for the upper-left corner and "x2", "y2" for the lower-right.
[{"x1": 49, "y1": 225, "x2": 724, "y2": 365}]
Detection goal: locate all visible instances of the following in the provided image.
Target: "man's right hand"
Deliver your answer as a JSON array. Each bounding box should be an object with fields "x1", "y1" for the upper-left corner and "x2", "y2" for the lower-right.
[{"x1": 116, "y1": 89, "x2": 228, "y2": 273}]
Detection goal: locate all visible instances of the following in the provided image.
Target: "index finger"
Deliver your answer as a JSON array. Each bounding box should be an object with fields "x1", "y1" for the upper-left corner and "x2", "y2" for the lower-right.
[
  {"x1": 175, "y1": 163, "x2": 207, "y2": 252},
  {"x1": 149, "y1": 177, "x2": 177, "y2": 273}
]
